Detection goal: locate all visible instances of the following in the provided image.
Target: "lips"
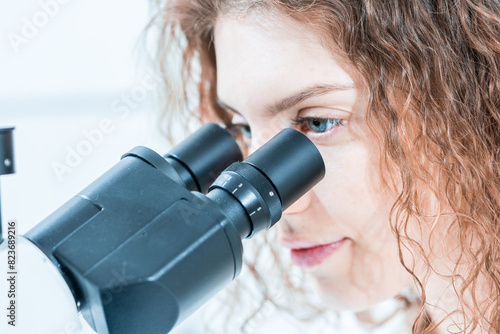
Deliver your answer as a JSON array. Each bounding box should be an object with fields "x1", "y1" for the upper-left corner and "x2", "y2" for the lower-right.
[{"x1": 282, "y1": 238, "x2": 347, "y2": 268}]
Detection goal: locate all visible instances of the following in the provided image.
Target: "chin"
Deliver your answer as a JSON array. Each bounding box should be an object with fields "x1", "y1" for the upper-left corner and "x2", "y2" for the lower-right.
[{"x1": 310, "y1": 277, "x2": 396, "y2": 312}]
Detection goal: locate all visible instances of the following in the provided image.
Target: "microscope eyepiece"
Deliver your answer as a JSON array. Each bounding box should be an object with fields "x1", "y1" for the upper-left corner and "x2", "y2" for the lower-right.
[{"x1": 164, "y1": 123, "x2": 243, "y2": 193}]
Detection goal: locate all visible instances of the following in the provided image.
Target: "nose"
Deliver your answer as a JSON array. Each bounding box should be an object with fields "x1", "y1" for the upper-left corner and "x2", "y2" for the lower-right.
[
  {"x1": 245, "y1": 132, "x2": 266, "y2": 158},
  {"x1": 247, "y1": 130, "x2": 313, "y2": 216}
]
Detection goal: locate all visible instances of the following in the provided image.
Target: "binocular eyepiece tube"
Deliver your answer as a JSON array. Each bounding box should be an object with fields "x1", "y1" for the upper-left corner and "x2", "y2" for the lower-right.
[{"x1": 164, "y1": 123, "x2": 325, "y2": 237}]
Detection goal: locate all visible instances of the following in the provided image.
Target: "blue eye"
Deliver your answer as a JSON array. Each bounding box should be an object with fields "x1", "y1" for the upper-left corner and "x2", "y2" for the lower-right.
[
  {"x1": 240, "y1": 124, "x2": 252, "y2": 138},
  {"x1": 293, "y1": 117, "x2": 343, "y2": 133},
  {"x1": 228, "y1": 123, "x2": 252, "y2": 139}
]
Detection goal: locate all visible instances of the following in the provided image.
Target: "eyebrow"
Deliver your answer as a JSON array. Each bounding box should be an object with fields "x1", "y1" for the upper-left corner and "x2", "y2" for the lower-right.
[{"x1": 217, "y1": 82, "x2": 355, "y2": 116}]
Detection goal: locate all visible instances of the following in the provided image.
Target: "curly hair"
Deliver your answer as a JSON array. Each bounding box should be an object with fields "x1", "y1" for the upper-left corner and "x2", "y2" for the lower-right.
[{"x1": 147, "y1": 0, "x2": 500, "y2": 332}]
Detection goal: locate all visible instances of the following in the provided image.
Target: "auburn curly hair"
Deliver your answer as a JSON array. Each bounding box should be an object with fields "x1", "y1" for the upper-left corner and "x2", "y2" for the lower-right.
[{"x1": 147, "y1": 0, "x2": 500, "y2": 333}]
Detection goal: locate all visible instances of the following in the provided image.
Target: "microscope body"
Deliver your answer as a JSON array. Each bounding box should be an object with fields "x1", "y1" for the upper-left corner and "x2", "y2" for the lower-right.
[
  {"x1": 26, "y1": 146, "x2": 248, "y2": 334},
  {"x1": 0, "y1": 123, "x2": 325, "y2": 334}
]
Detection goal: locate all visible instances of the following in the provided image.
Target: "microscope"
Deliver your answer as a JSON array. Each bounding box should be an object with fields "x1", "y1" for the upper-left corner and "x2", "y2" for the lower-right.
[{"x1": 0, "y1": 123, "x2": 325, "y2": 334}]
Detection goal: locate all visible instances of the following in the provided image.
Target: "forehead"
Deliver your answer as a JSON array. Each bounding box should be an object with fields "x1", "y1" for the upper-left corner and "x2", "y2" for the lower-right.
[{"x1": 213, "y1": 14, "x2": 356, "y2": 114}]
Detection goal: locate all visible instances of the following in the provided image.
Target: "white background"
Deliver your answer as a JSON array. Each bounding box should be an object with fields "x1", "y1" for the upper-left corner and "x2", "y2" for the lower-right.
[{"x1": 0, "y1": 0, "x2": 201, "y2": 333}]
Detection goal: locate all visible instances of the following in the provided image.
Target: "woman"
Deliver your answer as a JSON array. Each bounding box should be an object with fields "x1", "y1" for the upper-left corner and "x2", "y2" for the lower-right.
[{"x1": 150, "y1": 1, "x2": 500, "y2": 333}]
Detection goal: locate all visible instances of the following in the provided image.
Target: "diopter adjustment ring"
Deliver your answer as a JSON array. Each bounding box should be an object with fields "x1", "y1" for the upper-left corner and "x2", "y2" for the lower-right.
[{"x1": 209, "y1": 162, "x2": 282, "y2": 237}]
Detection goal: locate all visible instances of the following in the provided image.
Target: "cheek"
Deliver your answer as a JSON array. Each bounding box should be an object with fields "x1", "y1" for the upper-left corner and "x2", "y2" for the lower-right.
[{"x1": 315, "y1": 142, "x2": 392, "y2": 234}]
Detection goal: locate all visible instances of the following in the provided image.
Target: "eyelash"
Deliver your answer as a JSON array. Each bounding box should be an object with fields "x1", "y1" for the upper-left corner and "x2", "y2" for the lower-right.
[
  {"x1": 228, "y1": 116, "x2": 345, "y2": 142},
  {"x1": 291, "y1": 116, "x2": 345, "y2": 136},
  {"x1": 229, "y1": 123, "x2": 252, "y2": 139}
]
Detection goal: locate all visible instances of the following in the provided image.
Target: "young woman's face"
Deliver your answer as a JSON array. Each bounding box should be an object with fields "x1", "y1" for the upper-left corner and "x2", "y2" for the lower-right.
[{"x1": 214, "y1": 14, "x2": 413, "y2": 311}]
